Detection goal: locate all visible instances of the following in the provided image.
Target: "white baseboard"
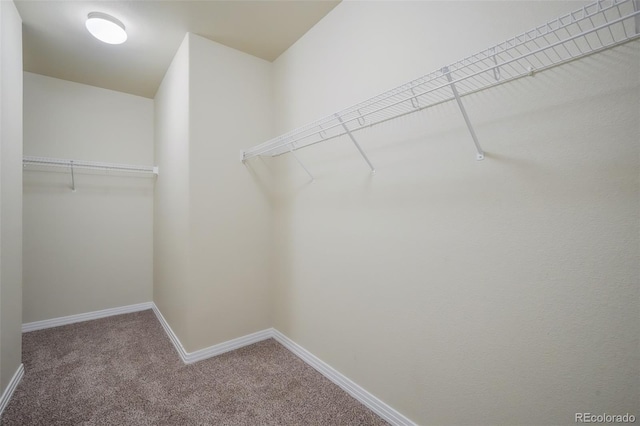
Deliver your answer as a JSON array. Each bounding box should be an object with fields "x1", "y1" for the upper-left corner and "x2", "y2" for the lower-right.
[
  {"x1": 151, "y1": 303, "x2": 188, "y2": 361},
  {"x1": 21, "y1": 301, "x2": 412, "y2": 425},
  {"x1": 22, "y1": 302, "x2": 154, "y2": 333},
  {"x1": 271, "y1": 329, "x2": 415, "y2": 426},
  {"x1": 185, "y1": 328, "x2": 273, "y2": 364},
  {"x1": 0, "y1": 363, "x2": 24, "y2": 416},
  {"x1": 151, "y1": 303, "x2": 413, "y2": 425},
  {"x1": 151, "y1": 303, "x2": 272, "y2": 364}
]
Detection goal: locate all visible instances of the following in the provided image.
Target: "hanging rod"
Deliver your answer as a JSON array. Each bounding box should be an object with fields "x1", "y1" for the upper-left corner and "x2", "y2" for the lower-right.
[
  {"x1": 23, "y1": 156, "x2": 159, "y2": 175},
  {"x1": 241, "y1": 0, "x2": 640, "y2": 164}
]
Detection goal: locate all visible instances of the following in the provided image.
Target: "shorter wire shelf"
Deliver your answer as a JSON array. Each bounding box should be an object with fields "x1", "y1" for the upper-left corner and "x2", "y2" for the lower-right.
[
  {"x1": 241, "y1": 0, "x2": 640, "y2": 165},
  {"x1": 23, "y1": 156, "x2": 158, "y2": 192},
  {"x1": 23, "y1": 156, "x2": 159, "y2": 175}
]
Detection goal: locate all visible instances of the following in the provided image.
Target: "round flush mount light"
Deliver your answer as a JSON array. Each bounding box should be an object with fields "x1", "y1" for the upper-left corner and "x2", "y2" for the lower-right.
[{"x1": 85, "y1": 12, "x2": 127, "y2": 45}]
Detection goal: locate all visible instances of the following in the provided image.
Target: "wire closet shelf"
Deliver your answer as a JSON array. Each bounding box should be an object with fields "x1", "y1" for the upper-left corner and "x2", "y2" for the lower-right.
[
  {"x1": 23, "y1": 156, "x2": 159, "y2": 191},
  {"x1": 23, "y1": 156, "x2": 159, "y2": 175},
  {"x1": 241, "y1": 0, "x2": 640, "y2": 168}
]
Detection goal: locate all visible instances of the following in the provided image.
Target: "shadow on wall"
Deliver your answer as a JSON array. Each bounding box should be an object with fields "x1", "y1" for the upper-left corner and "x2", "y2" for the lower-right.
[
  {"x1": 23, "y1": 169, "x2": 155, "y2": 196},
  {"x1": 242, "y1": 156, "x2": 278, "y2": 205}
]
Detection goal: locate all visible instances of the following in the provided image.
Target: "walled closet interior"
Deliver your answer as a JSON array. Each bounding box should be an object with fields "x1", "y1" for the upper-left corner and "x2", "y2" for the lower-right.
[{"x1": 1, "y1": 0, "x2": 638, "y2": 424}]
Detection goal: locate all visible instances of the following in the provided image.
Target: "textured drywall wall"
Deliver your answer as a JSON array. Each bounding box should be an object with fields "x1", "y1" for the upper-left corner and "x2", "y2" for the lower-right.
[
  {"x1": 0, "y1": 0, "x2": 23, "y2": 392},
  {"x1": 153, "y1": 34, "x2": 273, "y2": 352},
  {"x1": 22, "y1": 73, "x2": 154, "y2": 323},
  {"x1": 153, "y1": 34, "x2": 191, "y2": 345},
  {"x1": 185, "y1": 33, "x2": 273, "y2": 351},
  {"x1": 271, "y1": 1, "x2": 640, "y2": 424}
]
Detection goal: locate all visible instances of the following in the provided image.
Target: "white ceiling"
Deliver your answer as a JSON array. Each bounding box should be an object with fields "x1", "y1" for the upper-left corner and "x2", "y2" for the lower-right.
[{"x1": 15, "y1": 1, "x2": 340, "y2": 98}]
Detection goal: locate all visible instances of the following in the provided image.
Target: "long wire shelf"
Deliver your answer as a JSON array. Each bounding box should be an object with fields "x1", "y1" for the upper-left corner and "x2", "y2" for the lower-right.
[
  {"x1": 241, "y1": 0, "x2": 640, "y2": 172},
  {"x1": 23, "y1": 156, "x2": 158, "y2": 191}
]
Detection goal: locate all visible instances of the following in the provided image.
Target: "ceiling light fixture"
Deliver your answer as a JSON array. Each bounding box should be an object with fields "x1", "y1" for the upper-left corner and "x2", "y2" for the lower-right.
[{"x1": 85, "y1": 12, "x2": 127, "y2": 45}]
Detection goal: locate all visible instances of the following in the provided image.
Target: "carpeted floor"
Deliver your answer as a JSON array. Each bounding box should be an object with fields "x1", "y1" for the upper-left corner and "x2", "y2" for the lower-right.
[{"x1": 1, "y1": 310, "x2": 387, "y2": 425}]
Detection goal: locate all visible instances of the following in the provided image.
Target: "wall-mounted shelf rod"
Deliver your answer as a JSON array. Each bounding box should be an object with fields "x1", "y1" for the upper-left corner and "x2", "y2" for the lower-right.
[
  {"x1": 241, "y1": 0, "x2": 640, "y2": 166},
  {"x1": 23, "y1": 156, "x2": 159, "y2": 175},
  {"x1": 23, "y1": 156, "x2": 158, "y2": 192}
]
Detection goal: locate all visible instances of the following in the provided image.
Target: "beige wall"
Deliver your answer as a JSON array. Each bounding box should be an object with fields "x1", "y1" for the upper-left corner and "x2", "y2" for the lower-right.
[
  {"x1": 0, "y1": 0, "x2": 23, "y2": 391},
  {"x1": 154, "y1": 33, "x2": 273, "y2": 352},
  {"x1": 13, "y1": 2, "x2": 638, "y2": 422},
  {"x1": 186, "y1": 34, "x2": 272, "y2": 350},
  {"x1": 22, "y1": 73, "x2": 154, "y2": 323},
  {"x1": 271, "y1": 1, "x2": 639, "y2": 424},
  {"x1": 153, "y1": 35, "x2": 191, "y2": 344}
]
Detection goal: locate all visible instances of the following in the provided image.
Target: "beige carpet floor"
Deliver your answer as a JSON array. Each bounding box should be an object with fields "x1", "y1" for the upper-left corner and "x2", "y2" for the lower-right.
[{"x1": 1, "y1": 310, "x2": 387, "y2": 425}]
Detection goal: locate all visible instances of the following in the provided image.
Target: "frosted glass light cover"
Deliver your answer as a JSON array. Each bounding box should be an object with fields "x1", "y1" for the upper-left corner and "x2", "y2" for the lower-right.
[{"x1": 85, "y1": 12, "x2": 127, "y2": 45}]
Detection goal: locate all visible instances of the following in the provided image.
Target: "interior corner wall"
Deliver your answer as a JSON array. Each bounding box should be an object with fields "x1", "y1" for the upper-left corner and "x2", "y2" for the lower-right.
[
  {"x1": 22, "y1": 73, "x2": 154, "y2": 323},
  {"x1": 0, "y1": 0, "x2": 23, "y2": 392},
  {"x1": 154, "y1": 33, "x2": 273, "y2": 353},
  {"x1": 154, "y1": 34, "x2": 191, "y2": 345},
  {"x1": 186, "y1": 33, "x2": 273, "y2": 351},
  {"x1": 271, "y1": 1, "x2": 639, "y2": 425}
]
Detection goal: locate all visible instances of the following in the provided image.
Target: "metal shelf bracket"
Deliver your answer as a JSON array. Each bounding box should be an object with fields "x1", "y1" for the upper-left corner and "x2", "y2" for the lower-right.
[
  {"x1": 288, "y1": 144, "x2": 314, "y2": 182},
  {"x1": 336, "y1": 114, "x2": 376, "y2": 173},
  {"x1": 490, "y1": 47, "x2": 501, "y2": 81},
  {"x1": 443, "y1": 66, "x2": 485, "y2": 161},
  {"x1": 70, "y1": 160, "x2": 76, "y2": 192}
]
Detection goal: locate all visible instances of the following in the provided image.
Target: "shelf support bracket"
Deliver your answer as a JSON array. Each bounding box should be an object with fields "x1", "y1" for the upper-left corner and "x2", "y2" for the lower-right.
[
  {"x1": 70, "y1": 160, "x2": 76, "y2": 192},
  {"x1": 490, "y1": 47, "x2": 501, "y2": 81},
  {"x1": 443, "y1": 66, "x2": 485, "y2": 161},
  {"x1": 634, "y1": 0, "x2": 640, "y2": 34},
  {"x1": 335, "y1": 114, "x2": 376, "y2": 173},
  {"x1": 288, "y1": 144, "x2": 314, "y2": 182}
]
